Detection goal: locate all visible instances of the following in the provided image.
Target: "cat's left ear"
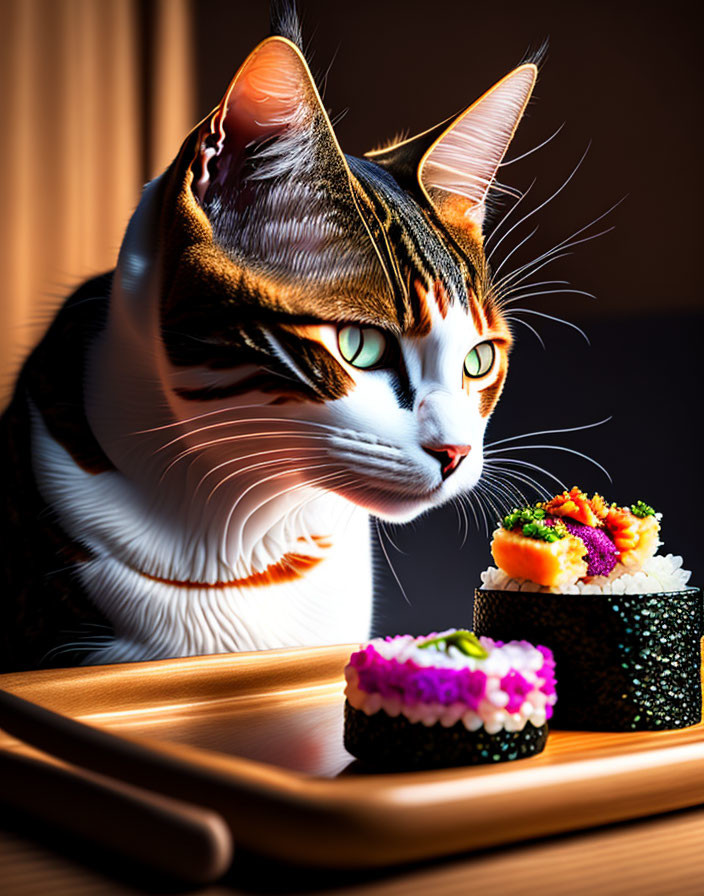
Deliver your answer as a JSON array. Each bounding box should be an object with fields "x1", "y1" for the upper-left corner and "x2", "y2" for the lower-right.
[
  {"x1": 183, "y1": 35, "x2": 392, "y2": 300},
  {"x1": 367, "y1": 64, "x2": 537, "y2": 237},
  {"x1": 191, "y1": 35, "x2": 348, "y2": 204}
]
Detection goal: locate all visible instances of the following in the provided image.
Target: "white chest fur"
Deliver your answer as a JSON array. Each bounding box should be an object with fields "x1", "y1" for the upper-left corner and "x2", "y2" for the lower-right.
[{"x1": 31, "y1": 409, "x2": 373, "y2": 664}]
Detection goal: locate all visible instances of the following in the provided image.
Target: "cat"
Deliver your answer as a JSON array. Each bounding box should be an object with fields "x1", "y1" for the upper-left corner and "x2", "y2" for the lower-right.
[{"x1": 0, "y1": 1, "x2": 538, "y2": 671}]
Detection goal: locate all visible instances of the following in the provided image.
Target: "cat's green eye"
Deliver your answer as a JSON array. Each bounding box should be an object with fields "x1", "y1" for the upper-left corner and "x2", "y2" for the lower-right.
[
  {"x1": 338, "y1": 325, "x2": 388, "y2": 369},
  {"x1": 463, "y1": 341, "x2": 495, "y2": 378}
]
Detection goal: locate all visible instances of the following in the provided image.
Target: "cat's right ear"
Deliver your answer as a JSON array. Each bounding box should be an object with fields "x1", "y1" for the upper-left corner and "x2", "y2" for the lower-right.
[{"x1": 366, "y1": 64, "x2": 537, "y2": 240}]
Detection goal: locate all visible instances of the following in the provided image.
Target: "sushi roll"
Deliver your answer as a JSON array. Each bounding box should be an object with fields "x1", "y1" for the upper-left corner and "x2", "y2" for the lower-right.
[
  {"x1": 343, "y1": 629, "x2": 556, "y2": 770},
  {"x1": 475, "y1": 488, "x2": 703, "y2": 730}
]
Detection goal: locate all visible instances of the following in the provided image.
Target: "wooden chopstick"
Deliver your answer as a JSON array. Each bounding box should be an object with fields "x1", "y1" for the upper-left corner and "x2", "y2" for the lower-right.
[
  {"x1": 0, "y1": 685, "x2": 255, "y2": 813},
  {"x1": 0, "y1": 689, "x2": 233, "y2": 883}
]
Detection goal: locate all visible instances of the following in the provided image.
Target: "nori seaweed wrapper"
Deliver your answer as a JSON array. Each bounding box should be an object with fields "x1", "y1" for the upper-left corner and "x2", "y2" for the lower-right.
[
  {"x1": 343, "y1": 701, "x2": 548, "y2": 770},
  {"x1": 474, "y1": 588, "x2": 703, "y2": 731}
]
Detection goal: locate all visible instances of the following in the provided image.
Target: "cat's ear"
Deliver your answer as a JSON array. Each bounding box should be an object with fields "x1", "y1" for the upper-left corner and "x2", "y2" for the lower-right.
[
  {"x1": 191, "y1": 36, "x2": 335, "y2": 202},
  {"x1": 188, "y1": 36, "x2": 390, "y2": 295},
  {"x1": 367, "y1": 64, "x2": 537, "y2": 236}
]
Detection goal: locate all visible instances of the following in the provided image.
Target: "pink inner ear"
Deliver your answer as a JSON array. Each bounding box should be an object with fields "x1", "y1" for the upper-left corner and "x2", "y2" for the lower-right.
[
  {"x1": 420, "y1": 64, "x2": 537, "y2": 225},
  {"x1": 218, "y1": 40, "x2": 307, "y2": 144},
  {"x1": 193, "y1": 39, "x2": 310, "y2": 202}
]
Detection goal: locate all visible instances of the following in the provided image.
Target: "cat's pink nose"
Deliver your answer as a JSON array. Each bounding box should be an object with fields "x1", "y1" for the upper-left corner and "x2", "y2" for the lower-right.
[{"x1": 422, "y1": 444, "x2": 471, "y2": 480}]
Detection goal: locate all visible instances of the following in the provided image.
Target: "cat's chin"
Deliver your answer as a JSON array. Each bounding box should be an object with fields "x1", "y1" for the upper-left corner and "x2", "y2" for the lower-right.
[{"x1": 332, "y1": 480, "x2": 452, "y2": 523}]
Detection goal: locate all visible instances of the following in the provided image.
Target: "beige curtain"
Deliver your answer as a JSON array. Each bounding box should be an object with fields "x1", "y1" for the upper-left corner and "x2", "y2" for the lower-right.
[{"x1": 0, "y1": 0, "x2": 195, "y2": 410}]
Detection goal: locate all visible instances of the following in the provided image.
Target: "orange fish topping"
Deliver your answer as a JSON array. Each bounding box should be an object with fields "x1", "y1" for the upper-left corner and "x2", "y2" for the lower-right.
[
  {"x1": 604, "y1": 507, "x2": 660, "y2": 568},
  {"x1": 491, "y1": 526, "x2": 588, "y2": 587},
  {"x1": 542, "y1": 487, "x2": 604, "y2": 527}
]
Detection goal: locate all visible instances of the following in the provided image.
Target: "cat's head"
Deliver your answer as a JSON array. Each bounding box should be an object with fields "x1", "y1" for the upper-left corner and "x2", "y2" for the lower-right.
[{"x1": 127, "y1": 8, "x2": 537, "y2": 523}]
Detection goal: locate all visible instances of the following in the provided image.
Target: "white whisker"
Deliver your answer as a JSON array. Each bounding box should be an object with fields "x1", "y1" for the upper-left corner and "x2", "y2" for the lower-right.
[
  {"x1": 485, "y1": 457, "x2": 567, "y2": 492},
  {"x1": 488, "y1": 144, "x2": 591, "y2": 267},
  {"x1": 380, "y1": 521, "x2": 407, "y2": 555},
  {"x1": 485, "y1": 179, "x2": 536, "y2": 255},
  {"x1": 507, "y1": 316, "x2": 545, "y2": 348},
  {"x1": 486, "y1": 417, "x2": 611, "y2": 448},
  {"x1": 474, "y1": 481, "x2": 503, "y2": 525},
  {"x1": 485, "y1": 465, "x2": 552, "y2": 501},
  {"x1": 499, "y1": 122, "x2": 566, "y2": 167},
  {"x1": 375, "y1": 518, "x2": 411, "y2": 606},
  {"x1": 194, "y1": 447, "x2": 329, "y2": 500},
  {"x1": 498, "y1": 278, "x2": 570, "y2": 300},
  {"x1": 473, "y1": 486, "x2": 496, "y2": 536},
  {"x1": 468, "y1": 489, "x2": 489, "y2": 536},
  {"x1": 506, "y1": 309, "x2": 590, "y2": 344},
  {"x1": 158, "y1": 430, "x2": 334, "y2": 483},
  {"x1": 203, "y1": 452, "x2": 332, "y2": 505},
  {"x1": 500, "y1": 287, "x2": 596, "y2": 308},
  {"x1": 128, "y1": 401, "x2": 278, "y2": 435},
  {"x1": 455, "y1": 495, "x2": 470, "y2": 546},
  {"x1": 495, "y1": 252, "x2": 573, "y2": 296},
  {"x1": 482, "y1": 470, "x2": 528, "y2": 507},
  {"x1": 496, "y1": 218, "x2": 620, "y2": 294},
  {"x1": 461, "y1": 493, "x2": 480, "y2": 536},
  {"x1": 492, "y1": 225, "x2": 540, "y2": 279},
  {"x1": 486, "y1": 444, "x2": 611, "y2": 481},
  {"x1": 154, "y1": 416, "x2": 338, "y2": 455},
  {"x1": 485, "y1": 462, "x2": 551, "y2": 498}
]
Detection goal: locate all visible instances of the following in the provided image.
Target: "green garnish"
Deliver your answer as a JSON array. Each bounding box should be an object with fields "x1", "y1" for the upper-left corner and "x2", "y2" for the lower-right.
[
  {"x1": 521, "y1": 520, "x2": 568, "y2": 542},
  {"x1": 418, "y1": 630, "x2": 489, "y2": 659},
  {"x1": 501, "y1": 503, "x2": 568, "y2": 541},
  {"x1": 502, "y1": 505, "x2": 546, "y2": 531},
  {"x1": 631, "y1": 500, "x2": 656, "y2": 518}
]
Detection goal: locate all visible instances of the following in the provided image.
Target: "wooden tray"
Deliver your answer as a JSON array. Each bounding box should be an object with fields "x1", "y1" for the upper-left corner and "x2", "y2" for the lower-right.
[{"x1": 1, "y1": 645, "x2": 703, "y2": 869}]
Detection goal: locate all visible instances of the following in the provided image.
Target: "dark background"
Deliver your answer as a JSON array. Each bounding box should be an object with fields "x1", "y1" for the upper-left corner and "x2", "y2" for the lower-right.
[{"x1": 193, "y1": 0, "x2": 702, "y2": 634}]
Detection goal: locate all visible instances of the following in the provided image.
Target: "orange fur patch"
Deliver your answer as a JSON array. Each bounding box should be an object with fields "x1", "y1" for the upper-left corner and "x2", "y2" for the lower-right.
[
  {"x1": 300, "y1": 534, "x2": 333, "y2": 549},
  {"x1": 408, "y1": 278, "x2": 433, "y2": 336},
  {"x1": 139, "y1": 551, "x2": 323, "y2": 589},
  {"x1": 467, "y1": 286, "x2": 486, "y2": 335},
  {"x1": 431, "y1": 192, "x2": 484, "y2": 243},
  {"x1": 478, "y1": 358, "x2": 508, "y2": 417},
  {"x1": 434, "y1": 280, "x2": 450, "y2": 318}
]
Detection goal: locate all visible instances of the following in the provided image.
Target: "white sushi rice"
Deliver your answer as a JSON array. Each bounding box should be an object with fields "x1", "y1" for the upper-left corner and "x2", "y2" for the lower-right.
[{"x1": 479, "y1": 552, "x2": 693, "y2": 595}]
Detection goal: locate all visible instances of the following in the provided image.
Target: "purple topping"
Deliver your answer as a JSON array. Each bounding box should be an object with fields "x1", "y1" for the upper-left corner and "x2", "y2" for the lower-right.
[
  {"x1": 546, "y1": 516, "x2": 618, "y2": 577},
  {"x1": 348, "y1": 641, "x2": 557, "y2": 709},
  {"x1": 459, "y1": 669, "x2": 489, "y2": 708},
  {"x1": 538, "y1": 663, "x2": 557, "y2": 694},
  {"x1": 350, "y1": 644, "x2": 376, "y2": 670},
  {"x1": 535, "y1": 646, "x2": 557, "y2": 695},
  {"x1": 500, "y1": 670, "x2": 533, "y2": 712}
]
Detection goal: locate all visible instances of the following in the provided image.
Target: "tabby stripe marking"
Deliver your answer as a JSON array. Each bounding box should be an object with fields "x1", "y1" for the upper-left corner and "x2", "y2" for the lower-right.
[
  {"x1": 174, "y1": 369, "x2": 316, "y2": 402},
  {"x1": 351, "y1": 159, "x2": 472, "y2": 321}
]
